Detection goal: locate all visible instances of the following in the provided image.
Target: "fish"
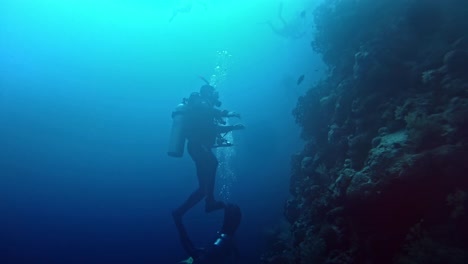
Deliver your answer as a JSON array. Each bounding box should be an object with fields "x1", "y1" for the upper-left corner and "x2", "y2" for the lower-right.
[{"x1": 296, "y1": 74, "x2": 305, "y2": 85}]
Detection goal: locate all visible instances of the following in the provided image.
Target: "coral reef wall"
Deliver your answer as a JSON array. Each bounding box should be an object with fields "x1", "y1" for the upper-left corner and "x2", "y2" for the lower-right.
[{"x1": 263, "y1": 0, "x2": 468, "y2": 263}]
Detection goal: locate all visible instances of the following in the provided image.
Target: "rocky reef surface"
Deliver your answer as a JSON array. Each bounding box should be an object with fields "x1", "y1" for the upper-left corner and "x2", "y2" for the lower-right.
[{"x1": 262, "y1": 0, "x2": 468, "y2": 263}]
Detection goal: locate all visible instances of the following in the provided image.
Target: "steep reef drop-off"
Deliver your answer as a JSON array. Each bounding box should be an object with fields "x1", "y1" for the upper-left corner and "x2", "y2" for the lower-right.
[{"x1": 263, "y1": 0, "x2": 468, "y2": 263}]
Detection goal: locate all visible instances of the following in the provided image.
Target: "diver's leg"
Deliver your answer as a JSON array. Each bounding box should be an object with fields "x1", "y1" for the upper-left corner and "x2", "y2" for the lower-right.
[
  {"x1": 204, "y1": 152, "x2": 218, "y2": 202},
  {"x1": 173, "y1": 143, "x2": 206, "y2": 221},
  {"x1": 173, "y1": 183, "x2": 205, "y2": 228},
  {"x1": 169, "y1": 11, "x2": 178, "y2": 23},
  {"x1": 204, "y1": 150, "x2": 224, "y2": 212},
  {"x1": 266, "y1": 3, "x2": 286, "y2": 37},
  {"x1": 173, "y1": 188, "x2": 205, "y2": 217},
  {"x1": 267, "y1": 21, "x2": 282, "y2": 36},
  {"x1": 278, "y1": 1, "x2": 287, "y2": 27}
]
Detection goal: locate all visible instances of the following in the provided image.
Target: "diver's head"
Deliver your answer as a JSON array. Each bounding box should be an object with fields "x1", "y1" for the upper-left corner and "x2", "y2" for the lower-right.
[{"x1": 200, "y1": 84, "x2": 221, "y2": 107}]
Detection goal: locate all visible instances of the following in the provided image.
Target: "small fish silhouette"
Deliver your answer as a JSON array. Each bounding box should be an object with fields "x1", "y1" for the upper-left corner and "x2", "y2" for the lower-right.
[{"x1": 297, "y1": 74, "x2": 305, "y2": 85}]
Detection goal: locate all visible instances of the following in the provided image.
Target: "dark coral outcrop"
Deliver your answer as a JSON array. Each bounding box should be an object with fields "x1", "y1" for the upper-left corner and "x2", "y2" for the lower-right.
[{"x1": 262, "y1": 0, "x2": 468, "y2": 263}]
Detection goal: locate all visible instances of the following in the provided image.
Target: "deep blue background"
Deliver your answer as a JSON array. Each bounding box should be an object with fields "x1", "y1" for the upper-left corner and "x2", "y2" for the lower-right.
[{"x1": 0, "y1": 1, "x2": 324, "y2": 263}]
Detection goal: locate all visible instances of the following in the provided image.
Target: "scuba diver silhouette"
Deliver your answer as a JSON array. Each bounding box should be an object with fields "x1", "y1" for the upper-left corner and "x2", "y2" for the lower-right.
[
  {"x1": 266, "y1": 1, "x2": 309, "y2": 39},
  {"x1": 169, "y1": 0, "x2": 208, "y2": 22},
  {"x1": 177, "y1": 203, "x2": 242, "y2": 264},
  {"x1": 168, "y1": 83, "x2": 244, "y2": 226}
]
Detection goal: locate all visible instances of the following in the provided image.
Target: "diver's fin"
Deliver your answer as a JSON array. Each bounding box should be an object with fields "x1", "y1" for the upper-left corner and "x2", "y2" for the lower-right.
[{"x1": 178, "y1": 257, "x2": 193, "y2": 264}]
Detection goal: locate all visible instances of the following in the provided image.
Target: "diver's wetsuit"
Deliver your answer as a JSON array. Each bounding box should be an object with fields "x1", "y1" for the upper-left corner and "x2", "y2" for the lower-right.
[
  {"x1": 177, "y1": 204, "x2": 242, "y2": 264},
  {"x1": 173, "y1": 94, "x2": 225, "y2": 217}
]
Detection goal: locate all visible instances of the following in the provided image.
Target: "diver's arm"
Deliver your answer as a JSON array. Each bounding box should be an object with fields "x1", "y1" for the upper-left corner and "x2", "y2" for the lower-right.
[
  {"x1": 217, "y1": 124, "x2": 245, "y2": 134},
  {"x1": 220, "y1": 109, "x2": 241, "y2": 118}
]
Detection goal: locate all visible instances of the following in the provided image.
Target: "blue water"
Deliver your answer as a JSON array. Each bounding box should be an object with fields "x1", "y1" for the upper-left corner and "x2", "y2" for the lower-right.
[{"x1": 0, "y1": 1, "x2": 324, "y2": 263}]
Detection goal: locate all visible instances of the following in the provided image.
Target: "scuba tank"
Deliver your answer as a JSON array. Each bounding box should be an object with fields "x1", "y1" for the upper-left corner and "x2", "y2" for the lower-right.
[
  {"x1": 167, "y1": 103, "x2": 188, "y2": 157},
  {"x1": 167, "y1": 93, "x2": 202, "y2": 157},
  {"x1": 168, "y1": 92, "x2": 234, "y2": 156}
]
